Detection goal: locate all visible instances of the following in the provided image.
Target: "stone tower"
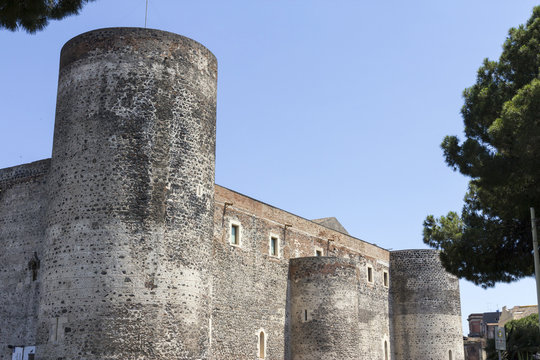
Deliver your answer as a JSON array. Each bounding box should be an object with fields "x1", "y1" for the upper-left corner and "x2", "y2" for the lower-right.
[
  {"x1": 289, "y1": 257, "x2": 361, "y2": 360},
  {"x1": 390, "y1": 249, "x2": 465, "y2": 360},
  {"x1": 36, "y1": 28, "x2": 217, "y2": 359}
]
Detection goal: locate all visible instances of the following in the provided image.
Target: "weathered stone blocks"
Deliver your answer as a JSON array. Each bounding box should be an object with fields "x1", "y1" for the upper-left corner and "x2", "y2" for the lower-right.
[
  {"x1": 37, "y1": 28, "x2": 217, "y2": 359},
  {"x1": 289, "y1": 257, "x2": 361, "y2": 360},
  {"x1": 0, "y1": 160, "x2": 49, "y2": 360},
  {"x1": 390, "y1": 249, "x2": 464, "y2": 360}
]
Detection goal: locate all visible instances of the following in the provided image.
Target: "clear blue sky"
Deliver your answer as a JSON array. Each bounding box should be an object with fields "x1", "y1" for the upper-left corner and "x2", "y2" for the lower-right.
[{"x1": 0, "y1": 0, "x2": 537, "y2": 334}]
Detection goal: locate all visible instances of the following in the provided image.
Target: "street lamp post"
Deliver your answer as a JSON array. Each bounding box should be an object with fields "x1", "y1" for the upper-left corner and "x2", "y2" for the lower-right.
[{"x1": 529, "y1": 207, "x2": 540, "y2": 333}]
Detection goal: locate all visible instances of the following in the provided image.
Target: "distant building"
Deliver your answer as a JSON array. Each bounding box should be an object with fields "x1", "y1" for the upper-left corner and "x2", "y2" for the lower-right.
[
  {"x1": 464, "y1": 337, "x2": 484, "y2": 360},
  {"x1": 463, "y1": 311, "x2": 500, "y2": 360},
  {"x1": 467, "y1": 313, "x2": 483, "y2": 337},
  {"x1": 482, "y1": 312, "x2": 500, "y2": 340},
  {"x1": 499, "y1": 305, "x2": 538, "y2": 327},
  {"x1": 464, "y1": 306, "x2": 540, "y2": 360}
]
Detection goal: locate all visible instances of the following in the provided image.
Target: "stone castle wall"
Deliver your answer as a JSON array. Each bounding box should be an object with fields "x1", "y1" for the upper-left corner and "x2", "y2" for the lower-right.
[
  {"x1": 289, "y1": 257, "x2": 361, "y2": 359},
  {"x1": 210, "y1": 186, "x2": 391, "y2": 360},
  {"x1": 0, "y1": 28, "x2": 464, "y2": 360},
  {"x1": 390, "y1": 249, "x2": 465, "y2": 360},
  {"x1": 0, "y1": 160, "x2": 49, "y2": 358}
]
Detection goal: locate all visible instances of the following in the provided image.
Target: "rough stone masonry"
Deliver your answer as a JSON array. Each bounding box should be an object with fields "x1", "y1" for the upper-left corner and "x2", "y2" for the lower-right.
[{"x1": 0, "y1": 28, "x2": 465, "y2": 360}]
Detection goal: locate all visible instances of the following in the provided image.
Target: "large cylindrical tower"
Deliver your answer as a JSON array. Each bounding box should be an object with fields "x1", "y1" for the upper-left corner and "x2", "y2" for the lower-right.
[
  {"x1": 37, "y1": 28, "x2": 217, "y2": 359},
  {"x1": 390, "y1": 249, "x2": 464, "y2": 360},
  {"x1": 289, "y1": 257, "x2": 361, "y2": 360}
]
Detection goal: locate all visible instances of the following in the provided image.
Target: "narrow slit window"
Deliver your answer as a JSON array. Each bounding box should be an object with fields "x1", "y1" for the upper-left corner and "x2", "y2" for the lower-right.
[
  {"x1": 231, "y1": 224, "x2": 239, "y2": 245},
  {"x1": 367, "y1": 266, "x2": 373, "y2": 283},
  {"x1": 304, "y1": 310, "x2": 308, "y2": 321},
  {"x1": 259, "y1": 331, "x2": 265, "y2": 359},
  {"x1": 449, "y1": 350, "x2": 452, "y2": 360},
  {"x1": 383, "y1": 271, "x2": 388, "y2": 287},
  {"x1": 384, "y1": 341, "x2": 388, "y2": 360},
  {"x1": 270, "y1": 237, "x2": 277, "y2": 256}
]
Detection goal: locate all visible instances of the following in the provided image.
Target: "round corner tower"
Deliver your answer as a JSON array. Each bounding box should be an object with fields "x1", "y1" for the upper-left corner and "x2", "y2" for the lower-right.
[
  {"x1": 289, "y1": 257, "x2": 361, "y2": 360},
  {"x1": 390, "y1": 249, "x2": 464, "y2": 360},
  {"x1": 37, "y1": 28, "x2": 217, "y2": 359}
]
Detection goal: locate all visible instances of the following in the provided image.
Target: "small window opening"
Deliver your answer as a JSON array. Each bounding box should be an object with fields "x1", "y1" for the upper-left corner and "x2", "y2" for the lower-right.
[
  {"x1": 383, "y1": 271, "x2": 388, "y2": 287},
  {"x1": 449, "y1": 350, "x2": 452, "y2": 360},
  {"x1": 28, "y1": 252, "x2": 40, "y2": 281},
  {"x1": 384, "y1": 341, "x2": 388, "y2": 360},
  {"x1": 315, "y1": 250, "x2": 322, "y2": 256},
  {"x1": 304, "y1": 309, "x2": 308, "y2": 321},
  {"x1": 367, "y1": 266, "x2": 373, "y2": 283},
  {"x1": 259, "y1": 331, "x2": 265, "y2": 359},
  {"x1": 53, "y1": 317, "x2": 59, "y2": 342},
  {"x1": 231, "y1": 224, "x2": 239, "y2": 245},
  {"x1": 270, "y1": 237, "x2": 277, "y2": 256}
]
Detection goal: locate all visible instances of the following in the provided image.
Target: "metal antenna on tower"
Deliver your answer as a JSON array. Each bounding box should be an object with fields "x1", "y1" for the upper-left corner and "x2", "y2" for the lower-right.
[{"x1": 145, "y1": 0, "x2": 148, "y2": 28}]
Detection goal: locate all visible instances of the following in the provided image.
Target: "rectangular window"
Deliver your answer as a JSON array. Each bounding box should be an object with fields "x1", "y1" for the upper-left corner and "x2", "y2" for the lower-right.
[
  {"x1": 270, "y1": 237, "x2": 277, "y2": 256},
  {"x1": 367, "y1": 266, "x2": 373, "y2": 283},
  {"x1": 315, "y1": 250, "x2": 322, "y2": 257},
  {"x1": 231, "y1": 224, "x2": 239, "y2": 245},
  {"x1": 383, "y1": 271, "x2": 388, "y2": 287}
]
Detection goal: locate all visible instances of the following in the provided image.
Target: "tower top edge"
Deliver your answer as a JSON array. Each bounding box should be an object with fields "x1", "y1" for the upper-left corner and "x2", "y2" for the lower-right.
[
  {"x1": 390, "y1": 248, "x2": 440, "y2": 254},
  {"x1": 60, "y1": 27, "x2": 217, "y2": 69}
]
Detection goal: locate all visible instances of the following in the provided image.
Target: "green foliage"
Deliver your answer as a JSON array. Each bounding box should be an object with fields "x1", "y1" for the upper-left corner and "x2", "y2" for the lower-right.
[
  {"x1": 0, "y1": 0, "x2": 95, "y2": 33},
  {"x1": 423, "y1": 6, "x2": 540, "y2": 287},
  {"x1": 505, "y1": 314, "x2": 540, "y2": 359},
  {"x1": 485, "y1": 314, "x2": 540, "y2": 360},
  {"x1": 485, "y1": 339, "x2": 499, "y2": 360}
]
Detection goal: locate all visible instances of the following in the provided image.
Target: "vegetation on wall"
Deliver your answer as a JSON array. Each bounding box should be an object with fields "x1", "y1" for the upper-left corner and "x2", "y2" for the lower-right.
[{"x1": 423, "y1": 6, "x2": 540, "y2": 287}]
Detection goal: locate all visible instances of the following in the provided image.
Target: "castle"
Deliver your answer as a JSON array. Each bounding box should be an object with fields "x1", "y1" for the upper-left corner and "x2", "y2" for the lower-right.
[{"x1": 0, "y1": 28, "x2": 464, "y2": 360}]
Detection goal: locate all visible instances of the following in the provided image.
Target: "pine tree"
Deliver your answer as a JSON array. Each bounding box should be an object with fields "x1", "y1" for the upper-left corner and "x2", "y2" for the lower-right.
[
  {"x1": 423, "y1": 6, "x2": 540, "y2": 287},
  {"x1": 0, "y1": 0, "x2": 95, "y2": 33}
]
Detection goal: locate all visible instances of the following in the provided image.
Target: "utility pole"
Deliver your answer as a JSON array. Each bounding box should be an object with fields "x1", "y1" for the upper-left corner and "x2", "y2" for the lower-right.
[{"x1": 530, "y1": 207, "x2": 540, "y2": 332}]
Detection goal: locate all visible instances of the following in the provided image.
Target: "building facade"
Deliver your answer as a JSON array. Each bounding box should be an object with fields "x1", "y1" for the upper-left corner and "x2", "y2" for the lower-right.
[
  {"x1": 499, "y1": 305, "x2": 539, "y2": 327},
  {"x1": 0, "y1": 28, "x2": 464, "y2": 360},
  {"x1": 463, "y1": 311, "x2": 500, "y2": 360}
]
